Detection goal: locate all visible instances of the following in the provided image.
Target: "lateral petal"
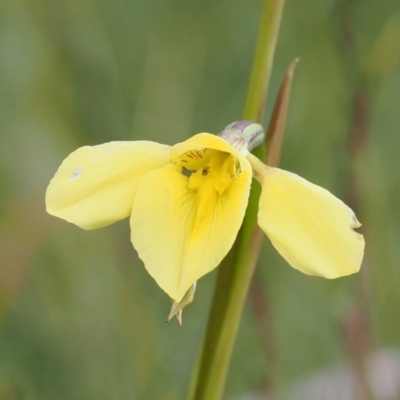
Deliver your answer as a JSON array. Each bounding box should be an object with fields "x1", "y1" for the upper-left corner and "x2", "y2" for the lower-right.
[
  {"x1": 46, "y1": 141, "x2": 170, "y2": 229},
  {"x1": 130, "y1": 165, "x2": 251, "y2": 301},
  {"x1": 248, "y1": 154, "x2": 364, "y2": 278}
]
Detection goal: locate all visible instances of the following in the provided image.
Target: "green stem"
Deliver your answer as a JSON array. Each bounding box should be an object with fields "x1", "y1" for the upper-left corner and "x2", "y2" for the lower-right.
[
  {"x1": 188, "y1": 1, "x2": 285, "y2": 399},
  {"x1": 243, "y1": 0, "x2": 285, "y2": 123}
]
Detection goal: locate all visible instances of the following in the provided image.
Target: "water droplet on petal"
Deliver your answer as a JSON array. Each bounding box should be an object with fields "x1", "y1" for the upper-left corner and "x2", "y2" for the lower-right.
[{"x1": 69, "y1": 166, "x2": 83, "y2": 180}]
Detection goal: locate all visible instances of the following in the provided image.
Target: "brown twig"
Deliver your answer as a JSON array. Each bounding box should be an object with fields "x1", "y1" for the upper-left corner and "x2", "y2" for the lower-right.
[{"x1": 338, "y1": 1, "x2": 375, "y2": 399}]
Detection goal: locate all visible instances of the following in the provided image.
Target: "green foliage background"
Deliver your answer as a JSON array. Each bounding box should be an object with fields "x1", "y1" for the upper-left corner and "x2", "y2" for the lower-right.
[{"x1": 1, "y1": 0, "x2": 400, "y2": 398}]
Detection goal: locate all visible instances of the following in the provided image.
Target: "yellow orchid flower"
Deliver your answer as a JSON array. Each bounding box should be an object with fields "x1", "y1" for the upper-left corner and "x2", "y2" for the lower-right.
[{"x1": 46, "y1": 121, "x2": 364, "y2": 303}]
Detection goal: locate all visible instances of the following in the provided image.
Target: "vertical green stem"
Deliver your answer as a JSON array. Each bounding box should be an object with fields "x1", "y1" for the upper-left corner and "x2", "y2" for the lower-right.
[
  {"x1": 188, "y1": 1, "x2": 285, "y2": 399},
  {"x1": 243, "y1": 0, "x2": 285, "y2": 123}
]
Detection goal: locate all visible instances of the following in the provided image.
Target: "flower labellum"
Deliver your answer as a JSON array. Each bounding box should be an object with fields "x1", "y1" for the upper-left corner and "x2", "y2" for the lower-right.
[{"x1": 46, "y1": 122, "x2": 365, "y2": 310}]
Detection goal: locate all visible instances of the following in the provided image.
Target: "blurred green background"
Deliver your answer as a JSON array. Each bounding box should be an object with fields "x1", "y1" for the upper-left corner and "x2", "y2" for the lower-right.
[{"x1": 1, "y1": 0, "x2": 400, "y2": 399}]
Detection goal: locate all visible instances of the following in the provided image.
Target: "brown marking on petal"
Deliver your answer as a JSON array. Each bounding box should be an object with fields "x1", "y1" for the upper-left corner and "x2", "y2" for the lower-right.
[{"x1": 202, "y1": 166, "x2": 210, "y2": 176}]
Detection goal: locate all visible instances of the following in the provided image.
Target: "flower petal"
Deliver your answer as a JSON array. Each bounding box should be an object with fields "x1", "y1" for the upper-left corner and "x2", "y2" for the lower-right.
[
  {"x1": 170, "y1": 133, "x2": 251, "y2": 174},
  {"x1": 46, "y1": 141, "x2": 170, "y2": 229},
  {"x1": 248, "y1": 154, "x2": 364, "y2": 278},
  {"x1": 130, "y1": 165, "x2": 251, "y2": 301}
]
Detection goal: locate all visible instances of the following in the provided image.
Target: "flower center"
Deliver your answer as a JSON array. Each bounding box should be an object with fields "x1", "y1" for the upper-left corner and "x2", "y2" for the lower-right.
[{"x1": 176, "y1": 149, "x2": 239, "y2": 195}]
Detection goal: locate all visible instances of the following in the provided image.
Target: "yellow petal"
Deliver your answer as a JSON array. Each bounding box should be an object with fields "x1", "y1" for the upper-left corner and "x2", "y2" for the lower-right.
[
  {"x1": 46, "y1": 141, "x2": 170, "y2": 229},
  {"x1": 130, "y1": 165, "x2": 251, "y2": 301},
  {"x1": 170, "y1": 133, "x2": 251, "y2": 174},
  {"x1": 248, "y1": 154, "x2": 364, "y2": 278}
]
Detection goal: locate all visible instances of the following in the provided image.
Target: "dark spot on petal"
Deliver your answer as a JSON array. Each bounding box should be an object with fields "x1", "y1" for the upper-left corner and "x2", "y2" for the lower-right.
[{"x1": 202, "y1": 166, "x2": 209, "y2": 176}]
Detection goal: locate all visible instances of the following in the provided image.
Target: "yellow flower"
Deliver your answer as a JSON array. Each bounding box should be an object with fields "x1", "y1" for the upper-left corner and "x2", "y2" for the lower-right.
[{"x1": 46, "y1": 122, "x2": 364, "y2": 302}]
